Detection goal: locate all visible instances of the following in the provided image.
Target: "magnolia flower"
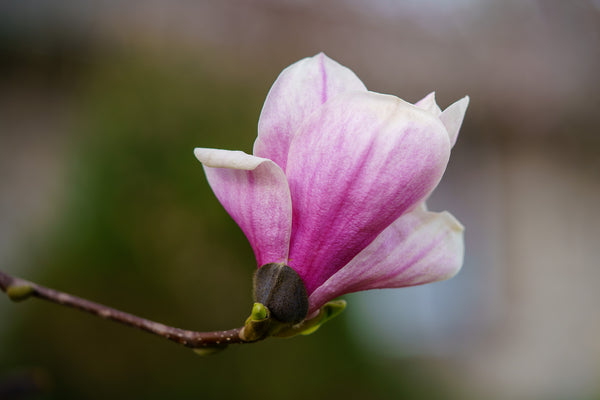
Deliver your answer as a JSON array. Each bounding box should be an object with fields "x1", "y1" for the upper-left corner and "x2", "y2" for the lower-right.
[{"x1": 195, "y1": 53, "x2": 468, "y2": 317}]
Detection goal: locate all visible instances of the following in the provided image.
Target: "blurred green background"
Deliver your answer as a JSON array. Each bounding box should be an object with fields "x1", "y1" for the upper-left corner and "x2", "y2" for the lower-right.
[{"x1": 1, "y1": 1, "x2": 599, "y2": 399}]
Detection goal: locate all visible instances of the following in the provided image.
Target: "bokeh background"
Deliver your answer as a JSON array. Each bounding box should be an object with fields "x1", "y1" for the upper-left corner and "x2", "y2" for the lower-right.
[{"x1": 1, "y1": 1, "x2": 599, "y2": 399}]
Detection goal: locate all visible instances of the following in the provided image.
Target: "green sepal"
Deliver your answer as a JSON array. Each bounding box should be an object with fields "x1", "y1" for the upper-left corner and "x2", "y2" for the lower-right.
[
  {"x1": 6, "y1": 284, "x2": 34, "y2": 302},
  {"x1": 274, "y1": 300, "x2": 347, "y2": 338},
  {"x1": 240, "y1": 302, "x2": 272, "y2": 342},
  {"x1": 250, "y1": 302, "x2": 268, "y2": 321}
]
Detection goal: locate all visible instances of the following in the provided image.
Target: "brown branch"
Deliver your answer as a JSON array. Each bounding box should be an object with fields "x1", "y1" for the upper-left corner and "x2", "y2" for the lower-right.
[{"x1": 0, "y1": 269, "x2": 248, "y2": 349}]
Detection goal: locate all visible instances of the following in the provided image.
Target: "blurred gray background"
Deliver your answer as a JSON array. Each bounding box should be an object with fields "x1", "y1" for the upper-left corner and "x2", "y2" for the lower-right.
[{"x1": 1, "y1": 1, "x2": 599, "y2": 399}]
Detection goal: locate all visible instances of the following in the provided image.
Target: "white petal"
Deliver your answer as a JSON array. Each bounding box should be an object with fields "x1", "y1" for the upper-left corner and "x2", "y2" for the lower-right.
[
  {"x1": 439, "y1": 96, "x2": 469, "y2": 148},
  {"x1": 415, "y1": 91, "x2": 442, "y2": 116}
]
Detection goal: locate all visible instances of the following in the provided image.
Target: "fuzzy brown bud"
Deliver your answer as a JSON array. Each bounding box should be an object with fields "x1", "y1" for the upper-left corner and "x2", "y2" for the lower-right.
[{"x1": 253, "y1": 263, "x2": 308, "y2": 324}]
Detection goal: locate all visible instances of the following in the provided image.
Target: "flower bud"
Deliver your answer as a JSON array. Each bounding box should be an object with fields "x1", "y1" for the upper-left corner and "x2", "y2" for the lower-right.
[
  {"x1": 253, "y1": 263, "x2": 308, "y2": 324},
  {"x1": 7, "y1": 284, "x2": 34, "y2": 302}
]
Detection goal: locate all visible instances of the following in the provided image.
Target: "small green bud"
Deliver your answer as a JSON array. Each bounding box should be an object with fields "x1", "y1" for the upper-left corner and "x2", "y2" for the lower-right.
[
  {"x1": 7, "y1": 284, "x2": 34, "y2": 302},
  {"x1": 250, "y1": 302, "x2": 268, "y2": 321},
  {"x1": 241, "y1": 303, "x2": 272, "y2": 342},
  {"x1": 254, "y1": 263, "x2": 308, "y2": 325}
]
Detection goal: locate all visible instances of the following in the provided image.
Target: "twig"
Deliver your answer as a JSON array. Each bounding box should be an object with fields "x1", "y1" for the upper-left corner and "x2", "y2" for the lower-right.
[{"x1": 0, "y1": 269, "x2": 247, "y2": 349}]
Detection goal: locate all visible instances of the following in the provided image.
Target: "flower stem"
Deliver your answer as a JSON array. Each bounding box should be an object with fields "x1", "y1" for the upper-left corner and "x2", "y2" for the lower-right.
[{"x1": 0, "y1": 269, "x2": 247, "y2": 349}]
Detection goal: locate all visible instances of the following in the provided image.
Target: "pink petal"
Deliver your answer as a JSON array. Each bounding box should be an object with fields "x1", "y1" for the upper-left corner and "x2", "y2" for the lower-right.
[
  {"x1": 194, "y1": 148, "x2": 292, "y2": 267},
  {"x1": 253, "y1": 52, "x2": 367, "y2": 171},
  {"x1": 285, "y1": 91, "x2": 451, "y2": 294},
  {"x1": 439, "y1": 96, "x2": 469, "y2": 148},
  {"x1": 308, "y1": 204, "x2": 464, "y2": 312}
]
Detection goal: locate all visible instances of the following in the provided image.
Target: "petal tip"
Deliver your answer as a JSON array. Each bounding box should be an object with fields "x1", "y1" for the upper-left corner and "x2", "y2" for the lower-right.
[
  {"x1": 440, "y1": 210, "x2": 465, "y2": 232},
  {"x1": 193, "y1": 147, "x2": 211, "y2": 163},
  {"x1": 415, "y1": 91, "x2": 442, "y2": 116},
  {"x1": 440, "y1": 95, "x2": 470, "y2": 147},
  {"x1": 456, "y1": 95, "x2": 470, "y2": 111},
  {"x1": 194, "y1": 148, "x2": 267, "y2": 170}
]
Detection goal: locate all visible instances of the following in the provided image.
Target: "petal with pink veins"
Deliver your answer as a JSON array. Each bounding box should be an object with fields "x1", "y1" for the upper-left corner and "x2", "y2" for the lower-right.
[
  {"x1": 308, "y1": 203, "x2": 464, "y2": 312},
  {"x1": 194, "y1": 148, "x2": 292, "y2": 267},
  {"x1": 254, "y1": 53, "x2": 367, "y2": 171},
  {"x1": 285, "y1": 91, "x2": 451, "y2": 294}
]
